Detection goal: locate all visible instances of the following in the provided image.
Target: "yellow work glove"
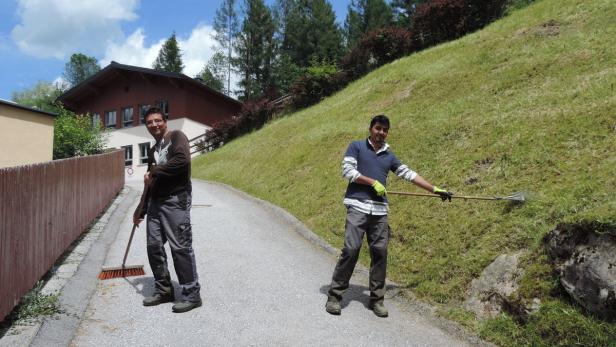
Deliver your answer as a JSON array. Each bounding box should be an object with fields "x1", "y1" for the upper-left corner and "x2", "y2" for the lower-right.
[
  {"x1": 372, "y1": 181, "x2": 387, "y2": 197},
  {"x1": 433, "y1": 186, "x2": 453, "y2": 202}
]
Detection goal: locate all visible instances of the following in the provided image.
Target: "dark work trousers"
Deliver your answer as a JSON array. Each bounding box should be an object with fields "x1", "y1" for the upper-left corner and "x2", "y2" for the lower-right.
[
  {"x1": 329, "y1": 208, "x2": 389, "y2": 303},
  {"x1": 146, "y1": 191, "x2": 201, "y2": 302}
]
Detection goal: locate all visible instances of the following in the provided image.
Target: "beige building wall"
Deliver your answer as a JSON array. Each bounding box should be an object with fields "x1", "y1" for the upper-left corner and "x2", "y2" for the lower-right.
[{"x1": 0, "y1": 103, "x2": 55, "y2": 169}]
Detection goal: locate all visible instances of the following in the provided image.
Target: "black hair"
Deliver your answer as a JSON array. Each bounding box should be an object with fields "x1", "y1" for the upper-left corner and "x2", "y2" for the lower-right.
[
  {"x1": 369, "y1": 114, "x2": 390, "y2": 129},
  {"x1": 144, "y1": 107, "x2": 166, "y2": 122}
]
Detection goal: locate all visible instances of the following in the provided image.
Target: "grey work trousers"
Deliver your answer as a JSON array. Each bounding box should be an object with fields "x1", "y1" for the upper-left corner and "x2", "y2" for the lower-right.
[
  {"x1": 329, "y1": 208, "x2": 389, "y2": 303},
  {"x1": 146, "y1": 191, "x2": 201, "y2": 302}
]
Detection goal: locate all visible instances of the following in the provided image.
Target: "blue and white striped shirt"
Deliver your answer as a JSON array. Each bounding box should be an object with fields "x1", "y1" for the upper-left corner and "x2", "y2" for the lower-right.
[{"x1": 342, "y1": 138, "x2": 417, "y2": 215}]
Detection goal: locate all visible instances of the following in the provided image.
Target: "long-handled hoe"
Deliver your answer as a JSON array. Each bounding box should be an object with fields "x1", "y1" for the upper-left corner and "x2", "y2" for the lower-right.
[
  {"x1": 388, "y1": 191, "x2": 527, "y2": 203},
  {"x1": 98, "y1": 185, "x2": 149, "y2": 280}
]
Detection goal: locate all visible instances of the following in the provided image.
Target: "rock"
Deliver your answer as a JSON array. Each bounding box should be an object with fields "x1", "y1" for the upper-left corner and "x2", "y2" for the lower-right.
[
  {"x1": 530, "y1": 297, "x2": 541, "y2": 312},
  {"x1": 544, "y1": 222, "x2": 616, "y2": 320},
  {"x1": 465, "y1": 252, "x2": 525, "y2": 319}
]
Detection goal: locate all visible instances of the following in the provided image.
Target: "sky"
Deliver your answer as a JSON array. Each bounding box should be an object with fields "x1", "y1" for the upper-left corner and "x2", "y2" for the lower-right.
[{"x1": 0, "y1": 0, "x2": 351, "y2": 100}]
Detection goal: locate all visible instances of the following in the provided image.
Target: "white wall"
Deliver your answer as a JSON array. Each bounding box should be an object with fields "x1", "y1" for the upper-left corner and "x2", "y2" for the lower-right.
[{"x1": 105, "y1": 118, "x2": 211, "y2": 182}]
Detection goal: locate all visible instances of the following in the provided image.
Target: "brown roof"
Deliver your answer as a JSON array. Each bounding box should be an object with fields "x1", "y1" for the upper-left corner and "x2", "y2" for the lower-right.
[{"x1": 57, "y1": 61, "x2": 241, "y2": 109}]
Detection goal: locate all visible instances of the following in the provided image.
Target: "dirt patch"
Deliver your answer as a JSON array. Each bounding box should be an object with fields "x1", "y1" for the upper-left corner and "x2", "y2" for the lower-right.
[
  {"x1": 515, "y1": 19, "x2": 561, "y2": 38},
  {"x1": 535, "y1": 20, "x2": 561, "y2": 37},
  {"x1": 474, "y1": 157, "x2": 494, "y2": 170}
]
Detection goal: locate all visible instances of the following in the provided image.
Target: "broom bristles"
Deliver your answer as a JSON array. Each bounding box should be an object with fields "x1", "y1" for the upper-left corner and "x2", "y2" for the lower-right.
[{"x1": 98, "y1": 266, "x2": 145, "y2": 280}]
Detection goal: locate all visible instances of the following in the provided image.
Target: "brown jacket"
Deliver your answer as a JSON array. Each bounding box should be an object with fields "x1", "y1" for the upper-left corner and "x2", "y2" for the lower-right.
[{"x1": 135, "y1": 130, "x2": 191, "y2": 220}]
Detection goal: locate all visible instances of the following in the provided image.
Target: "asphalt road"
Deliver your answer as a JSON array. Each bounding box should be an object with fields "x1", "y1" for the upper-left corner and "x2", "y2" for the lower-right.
[{"x1": 56, "y1": 180, "x2": 470, "y2": 346}]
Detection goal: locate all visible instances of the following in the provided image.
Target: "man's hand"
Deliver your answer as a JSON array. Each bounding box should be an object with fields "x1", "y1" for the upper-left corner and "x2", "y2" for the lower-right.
[
  {"x1": 133, "y1": 216, "x2": 143, "y2": 226},
  {"x1": 433, "y1": 186, "x2": 453, "y2": 202},
  {"x1": 144, "y1": 172, "x2": 152, "y2": 187},
  {"x1": 372, "y1": 181, "x2": 387, "y2": 197}
]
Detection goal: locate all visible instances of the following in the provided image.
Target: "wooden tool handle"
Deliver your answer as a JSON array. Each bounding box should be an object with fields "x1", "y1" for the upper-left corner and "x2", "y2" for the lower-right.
[
  {"x1": 125, "y1": 183, "x2": 151, "y2": 268},
  {"x1": 122, "y1": 224, "x2": 138, "y2": 268},
  {"x1": 388, "y1": 191, "x2": 498, "y2": 201},
  {"x1": 133, "y1": 184, "x2": 150, "y2": 222}
]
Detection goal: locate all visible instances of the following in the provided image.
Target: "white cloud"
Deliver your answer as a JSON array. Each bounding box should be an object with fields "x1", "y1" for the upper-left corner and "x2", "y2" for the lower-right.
[
  {"x1": 101, "y1": 28, "x2": 163, "y2": 68},
  {"x1": 177, "y1": 24, "x2": 219, "y2": 77},
  {"x1": 52, "y1": 76, "x2": 69, "y2": 90},
  {"x1": 101, "y1": 23, "x2": 239, "y2": 95},
  {"x1": 11, "y1": 0, "x2": 139, "y2": 59},
  {"x1": 176, "y1": 24, "x2": 240, "y2": 94},
  {"x1": 102, "y1": 24, "x2": 222, "y2": 77}
]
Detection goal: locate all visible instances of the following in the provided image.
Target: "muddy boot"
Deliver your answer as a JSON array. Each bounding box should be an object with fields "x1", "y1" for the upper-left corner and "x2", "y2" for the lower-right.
[
  {"x1": 325, "y1": 295, "x2": 341, "y2": 315},
  {"x1": 143, "y1": 294, "x2": 174, "y2": 306},
  {"x1": 369, "y1": 300, "x2": 389, "y2": 318},
  {"x1": 172, "y1": 299, "x2": 202, "y2": 313}
]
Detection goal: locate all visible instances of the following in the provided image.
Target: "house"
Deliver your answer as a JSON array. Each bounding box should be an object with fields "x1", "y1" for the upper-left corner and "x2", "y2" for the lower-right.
[
  {"x1": 57, "y1": 61, "x2": 242, "y2": 180},
  {"x1": 0, "y1": 99, "x2": 56, "y2": 169}
]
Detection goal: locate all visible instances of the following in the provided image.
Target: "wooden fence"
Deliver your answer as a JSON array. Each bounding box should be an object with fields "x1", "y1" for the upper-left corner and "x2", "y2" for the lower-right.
[
  {"x1": 0, "y1": 150, "x2": 124, "y2": 321},
  {"x1": 189, "y1": 132, "x2": 224, "y2": 155}
]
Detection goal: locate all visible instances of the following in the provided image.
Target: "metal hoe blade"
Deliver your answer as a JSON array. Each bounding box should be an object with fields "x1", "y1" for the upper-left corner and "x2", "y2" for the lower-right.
[{"x1": 498, "y1": 192, "x2": 526, "y2": 202}]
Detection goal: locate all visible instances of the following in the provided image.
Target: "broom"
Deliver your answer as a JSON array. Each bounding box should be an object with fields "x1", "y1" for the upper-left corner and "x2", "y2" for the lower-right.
[{"x1": 98, "y1": 184, "x2": 149, "y2": 280}]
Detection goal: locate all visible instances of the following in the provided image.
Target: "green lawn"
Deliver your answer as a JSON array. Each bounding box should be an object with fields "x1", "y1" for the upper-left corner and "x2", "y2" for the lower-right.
[{"x1": 193, "y1": 0, "x2": 616, "y2": 345}]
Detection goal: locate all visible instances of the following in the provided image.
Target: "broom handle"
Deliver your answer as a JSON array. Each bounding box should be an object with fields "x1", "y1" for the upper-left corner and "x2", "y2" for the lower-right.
[
  {"x1": 388, "y1": 191, "x2": 499, "y2": 201},
  {"x1": 123, "y1": 183, "x2": 150, "y2": 268},
  {"x1": 122, "y1": 224, "x2": 138, "y2": 268}
]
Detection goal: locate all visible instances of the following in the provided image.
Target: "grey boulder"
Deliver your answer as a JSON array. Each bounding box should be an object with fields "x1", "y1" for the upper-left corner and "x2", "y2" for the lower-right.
[
  {"x1": 544, "y1": 222, "x2": 616, "y2": 320},
  {"x1": 465, "y1": 252, "x2": 525, "y2": 319}
]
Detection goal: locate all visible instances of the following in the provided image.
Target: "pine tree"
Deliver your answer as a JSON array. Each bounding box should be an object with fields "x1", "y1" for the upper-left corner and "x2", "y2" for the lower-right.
[
  {"x1": 364, "y1": 0, "x2": 393, "y2": 32},
  {"x1": 344, "y1": 0, "x2": 393, "y2": 49},
  {"x1": 198, "y1": 51, "x2": 227, "y2": 93},
  {"x1": 153, "y1": 32, "x2": 184, "y2": 73},
  {"x1": 63, "y1": 53, "x2": 101, "y2": 86},
  {"x1": 344, "y1": 3, "x2": 363, "y2": 50},
  {"x1": 390, "y1": 0, "x2": 429, "y2": 27},
  {"x1": 213, "y1": 0, "x2": 239, "y2": 94},
  {"x1": 272, "y1": 0, "x2": 296, "y2": 36},
  {"x1": 280, "y1": 0, "x2": 342, "y2": 68},
  {"x1": 198, "y1": 68, "x2": 225, "y2": 93},
  {"x1": 233, "y1": 0, "x2": 276, "y2": 100}
]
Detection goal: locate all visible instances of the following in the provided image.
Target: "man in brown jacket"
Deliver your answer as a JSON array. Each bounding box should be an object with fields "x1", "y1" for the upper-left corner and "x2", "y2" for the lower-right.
[{"x1": 134, "y1": 107, "x2": 201, "y2": 313}]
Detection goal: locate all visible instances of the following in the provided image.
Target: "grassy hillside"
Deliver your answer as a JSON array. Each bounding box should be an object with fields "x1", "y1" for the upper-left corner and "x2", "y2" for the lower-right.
[{"x1": 193, "y1": 0, "x2": 616, "y2": 345}]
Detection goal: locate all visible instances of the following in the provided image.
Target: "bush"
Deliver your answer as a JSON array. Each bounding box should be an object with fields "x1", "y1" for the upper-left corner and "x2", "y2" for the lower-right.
[
  {"x1": 411, "y1": 0, "x2": 508, "y2": 49},
  {"x1": 54, "y1": 105, "x2": 107, "y2": 159},
  {"x1": 289, "y1": 62, "x2": 347, "y2": 109},
  {"x1": 341, "y1": 27, "x2": 415, "y2": 81},
  {"x1": 206, "y1": 97, "x2": 278, "y2": 145}
]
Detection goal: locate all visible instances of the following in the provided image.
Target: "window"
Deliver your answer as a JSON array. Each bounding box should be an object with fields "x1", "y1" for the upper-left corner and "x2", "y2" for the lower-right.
[
  {"x1": 92, "y1": 113, "x2": 100, "y2": 128},
  {"x1": 139, "y1": 104, "x2": 150, "y2": 124},
  {"x1": 158, "y1": 100, "x2": 169, "y2": 119},
  {"x1": 139, "y1": 142, "x2": 151, "y2": 164},
  {"x1": 122, "y1": 145, "x2": 133, "y2": 166},
  {"x1": 122, "y1": 107, "x2": 133, "y2": 127},
  {"x1": 105, "y1": 110, "x2": 116, "y2": 128}
]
